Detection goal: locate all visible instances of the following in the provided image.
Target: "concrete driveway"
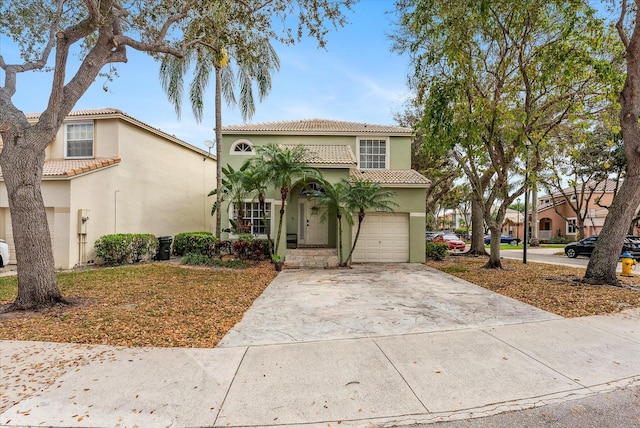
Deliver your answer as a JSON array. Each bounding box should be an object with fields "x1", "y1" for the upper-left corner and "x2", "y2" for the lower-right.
[{"x1": 219, "y1": 263, "x2": 560, "y2": 347}]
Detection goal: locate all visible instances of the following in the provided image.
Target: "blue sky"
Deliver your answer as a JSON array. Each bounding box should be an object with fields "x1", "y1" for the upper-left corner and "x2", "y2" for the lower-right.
[{"x1": 3, "y1": 0, "x2": 410, "y2": 151}]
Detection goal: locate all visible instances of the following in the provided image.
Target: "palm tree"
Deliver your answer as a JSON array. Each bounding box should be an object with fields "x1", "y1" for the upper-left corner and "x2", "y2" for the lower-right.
[
  {"x1": 209, "y1": 162, "x2": 256, "y2": 234},
  {"x1": 159, "y1": 6, "x2": 280, "y2": 236},
  {"x1": 244, "y1": 165, "x2": 274, "y2": 257},
  {"x1": 306, "y1": 179, "x2": 353, "y2": 266},
  {"x1": 343, "y1": 178, "x2": 398, "y2": 265},
  {"x1": 252, "y1": 144, "x2": 321, "y2": 255}
]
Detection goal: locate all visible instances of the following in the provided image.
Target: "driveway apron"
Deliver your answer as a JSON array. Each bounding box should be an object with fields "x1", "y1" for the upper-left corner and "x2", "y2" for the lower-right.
[{"x1": 218, "y1": 263, "x2": 560, "y2": 347}]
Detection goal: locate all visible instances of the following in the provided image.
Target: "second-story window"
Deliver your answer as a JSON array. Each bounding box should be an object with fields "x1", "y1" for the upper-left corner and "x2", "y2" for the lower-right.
[
  {"x1": 358, "y1": 138, "x2": 387, "y2": 169},
  {"x1": 65, "y1": 123, "x2": 94, "y2": 158}
]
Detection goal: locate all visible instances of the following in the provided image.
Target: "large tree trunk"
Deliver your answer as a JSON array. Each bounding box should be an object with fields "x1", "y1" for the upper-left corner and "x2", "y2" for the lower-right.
[
  {"x1": 0, "y1": 131, "x2": 63, "y2": 310},
  {"x1": 467, "y1": 196, "x2": 487, "y2": 255},
  {"x1": 484, "y1": 222, "x2": 503, "y2": 269},
  {"x1": 585, "y1": 9, "x2": 640, "y2": 285},
  {"x1": 584, "y1": 177, "x2": 640, "y2": 284},
  {"x1": 530, "y1": 186, "x2": 540, "y2": 246}
]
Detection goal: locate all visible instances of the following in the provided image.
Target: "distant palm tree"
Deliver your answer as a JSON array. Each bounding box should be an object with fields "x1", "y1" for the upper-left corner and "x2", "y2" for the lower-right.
[
  {"x1": 159, "y1": 8, "x2": 280, "y2": 236},
  {"x1": 343, "y1": 178, "x2": 398, "y2": 265},
  {"x1": 307, "y1": 179, "x2": 353, "y2": 266},
  {"x1": 252, "y1": 144, "x2": 321, "y2": 255}
]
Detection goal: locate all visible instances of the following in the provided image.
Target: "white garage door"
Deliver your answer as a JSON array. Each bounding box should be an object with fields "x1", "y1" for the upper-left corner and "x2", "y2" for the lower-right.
[{"x1": 351, "y1": 212, "x2": 409, "y2": 262}]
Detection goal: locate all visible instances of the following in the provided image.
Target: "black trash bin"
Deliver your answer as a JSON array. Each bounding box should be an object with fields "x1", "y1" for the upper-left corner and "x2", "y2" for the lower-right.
[{"x1": 157, "y1": 236, "x2": 172, "y2": 261}]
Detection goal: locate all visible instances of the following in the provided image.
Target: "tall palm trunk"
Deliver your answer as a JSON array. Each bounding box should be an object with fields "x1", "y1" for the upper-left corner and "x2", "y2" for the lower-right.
[
  {"x1": 214, "y1": 66, "x2": 223, "y2": 237},
  {"x1": 345, "y1": 211, "x2": 365, "y2": 265},
  {"x1": 336, "y1": 213, "x2": 344, "y2": 266},
  {"x1": 0, "y1": 131, "x2": 63, "y2": 310},
  {"x1": 274, "y1": 186, "x2": 288, "y2": 255}
]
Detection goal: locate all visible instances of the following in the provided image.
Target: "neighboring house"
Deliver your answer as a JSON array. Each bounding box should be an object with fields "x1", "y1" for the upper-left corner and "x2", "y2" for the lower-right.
[
  {"x1": 501, "y1": 208, "x2": 525, "y2": 240},
  {"x1": 221, "y1": 119, "x2": 430, "y2": 264},
  {"x1": 0, "y1": 108, "x2": 216, "y2": 269},
  {"x1": 536, "y1": 180, "x2": 626, "y2": 241}
]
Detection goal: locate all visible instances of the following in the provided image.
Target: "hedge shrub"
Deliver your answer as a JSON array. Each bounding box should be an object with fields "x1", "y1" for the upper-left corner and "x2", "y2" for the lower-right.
[
  {"x1": 95, "y1": 233, "x2": 158, "y2": 265},
  {"x1": 425, "y1": 242, "x2": 450, "y2": 261},
  {"x1": 172, "y1": 232, "x2": 217, "y2": 257}
]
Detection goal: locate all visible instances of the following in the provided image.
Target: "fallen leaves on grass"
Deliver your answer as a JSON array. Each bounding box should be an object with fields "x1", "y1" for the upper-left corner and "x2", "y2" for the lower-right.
[
  {"x1": 426, "y1": 257, "x2": 640, "y2": 318},
  {"x1": 0, "y1": 262, "x2": 277, "y2": 348}
]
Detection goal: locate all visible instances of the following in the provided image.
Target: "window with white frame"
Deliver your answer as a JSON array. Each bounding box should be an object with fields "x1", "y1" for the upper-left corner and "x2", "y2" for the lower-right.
[
  {"x1": 233, "y1": 202, "x2": 271, "y2": 235},
  {"x1": 65, "y1": 122, "x2": 94, "y2": 158},
  {"x1": 358, "y1": 138, "x2": 387, "y2": 169},
  {"x1": 566, "y1": 218, "x2": 577, "y2": 235},
  {"x1": 230, "y1": 139, "x2": 255, "y2": 155}
]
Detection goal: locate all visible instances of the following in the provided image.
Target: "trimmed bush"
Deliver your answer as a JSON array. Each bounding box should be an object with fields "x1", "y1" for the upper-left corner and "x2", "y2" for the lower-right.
[
  {"x1": 233, "y1": 236, "x2": 270, "y2": 261},
  {"x1": 173, "y1": 232, "x2": 217, "y2": 257},
  {"x1": 181, "y1": 252, "x2": 214, "y2": 266},
  {"x1": 181, "y1": 252, "x2": 250, "y2": 269},
  {"x1": 95, "y1": 233, "x2": 158, "y2": 265},
  {"x1": 426, "y1": 242, "x2": 450, "y2": 261}
]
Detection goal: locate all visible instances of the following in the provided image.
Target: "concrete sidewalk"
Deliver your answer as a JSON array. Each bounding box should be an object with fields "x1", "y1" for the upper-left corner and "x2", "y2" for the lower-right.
[{"x1": 1, "y1": 264, "x2": 639, "y2": 427}]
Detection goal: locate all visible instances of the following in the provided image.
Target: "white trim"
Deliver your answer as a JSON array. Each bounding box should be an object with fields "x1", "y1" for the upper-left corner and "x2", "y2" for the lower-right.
[
  {"x1": 356, "y1": 136, "x2": 390, "y2": 170},
  {"x1": 227, "y1": 199, "x2": 275, "y2": 238},
  {"x1": 64, "y1": 121, "x2": 94, "y2": 159},
  {"x1": 566, "y1": 217, "x2": 577, "y2": 235},
  {"x1": 230, "y1": 139, "x2": 256, "y2": 155},
  {"x1": 410, "y1": 212, "x2": 426, "y2": 217}
]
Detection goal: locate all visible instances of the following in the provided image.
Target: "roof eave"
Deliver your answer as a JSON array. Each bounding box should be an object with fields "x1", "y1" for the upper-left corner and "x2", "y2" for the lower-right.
[{"x1": 222, "y1": 130, "x2": 412, "y2": 137}]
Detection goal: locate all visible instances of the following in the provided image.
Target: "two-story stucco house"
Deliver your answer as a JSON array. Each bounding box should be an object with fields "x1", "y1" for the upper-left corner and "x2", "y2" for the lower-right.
[
  {"x1": 536, "y1": 180, "x2": 638, "y2": 241},
  {"x1": 221, "y1": 119, "x2": 430, "y2": 265},
  {"x1": 0, "y1": 108, "x2": 216, "y2": 269}
]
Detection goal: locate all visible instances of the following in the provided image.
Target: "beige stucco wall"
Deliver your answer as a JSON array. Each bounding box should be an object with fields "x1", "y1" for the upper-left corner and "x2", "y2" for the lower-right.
[{"x1": 0, "y1": 114, "x2": 216, "y2": 269}]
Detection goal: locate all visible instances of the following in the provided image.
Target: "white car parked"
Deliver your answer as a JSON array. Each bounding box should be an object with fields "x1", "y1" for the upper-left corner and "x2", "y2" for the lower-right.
[{"x1": 0, "y1": 239, "x2": 9, "y2": 267}]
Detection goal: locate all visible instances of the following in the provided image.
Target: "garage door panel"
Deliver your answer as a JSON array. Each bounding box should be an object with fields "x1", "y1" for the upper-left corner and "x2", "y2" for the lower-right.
[{"x1": 352, "y1": 213, "x2": 409, "y2": 263}]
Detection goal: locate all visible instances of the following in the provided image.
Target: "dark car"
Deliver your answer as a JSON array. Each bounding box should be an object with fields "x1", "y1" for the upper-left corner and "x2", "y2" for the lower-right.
[
  {"x1": 425, "y1": 231, "x2": 442, "y2": 242},
  {"x1": 484, "y1": 234, "x2": 522, "y2": 245},
  {"x1": 564, "y1": 235, "x2": 640, "y2": 259}
]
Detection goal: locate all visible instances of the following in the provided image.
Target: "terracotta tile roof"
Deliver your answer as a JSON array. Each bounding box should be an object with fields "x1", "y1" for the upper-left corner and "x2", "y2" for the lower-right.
[
  {"x1": 350, "y1": 169, "x2": 431, "y2": 187},
  {"x1": 279, "y1": 144, "x2": 357, "y2": 166},
  {"x1": 25, "y1": 108, "x2": 125, "y2": 120},
  {"x1": 543, "y1": 179, "x2": 620, "y2": 199},
  {"x1": 223, "y1": 119, "x2": 412, "y2": 135},
  {"x1": 46, "y1": 157, "x2": 121, "y2": 177},
  {"x1": 0, "y1": 157, "x2": 121, "y2": 179},
  {"x1": 24, "y1": 108, "x2": 210, "y2": 158}
]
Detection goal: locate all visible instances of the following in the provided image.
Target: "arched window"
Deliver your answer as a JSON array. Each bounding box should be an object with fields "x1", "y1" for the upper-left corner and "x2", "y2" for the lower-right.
[{"x1": 230, "y1": 139, "x2": 255, "y2": 155}]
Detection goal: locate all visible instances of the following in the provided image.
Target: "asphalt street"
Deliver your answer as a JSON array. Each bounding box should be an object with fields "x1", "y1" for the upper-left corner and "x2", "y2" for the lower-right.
[
  {"x1": 500, "y1": 247, "x2": 625, "y2": 272},
  {"x1": 414, "y1": 385, "x2": 640, "y2": 428}
]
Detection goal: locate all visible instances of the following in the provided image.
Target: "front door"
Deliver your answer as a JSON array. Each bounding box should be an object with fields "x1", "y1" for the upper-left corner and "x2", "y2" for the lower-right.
[{"x1": 298, "y1": 198, "x2": 328, "y2": 246}]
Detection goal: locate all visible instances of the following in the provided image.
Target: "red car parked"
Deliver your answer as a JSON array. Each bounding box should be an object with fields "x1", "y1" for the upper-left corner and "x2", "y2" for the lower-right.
[{"x1": 432, "y1": 233, "x2": 466, "y2": 251}]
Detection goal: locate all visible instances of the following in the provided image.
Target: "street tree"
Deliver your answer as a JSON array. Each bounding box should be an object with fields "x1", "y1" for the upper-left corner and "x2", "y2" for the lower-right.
[
  {"x1": 394, "y1": 0, "x2": 620, "y2": 268},
  {"x1": 0, "y1": 0, "x2": 354, "y2": 310},
  {"x1": 394, "y1": 96, "x2": 460, "y2": 231},
  {"x1": 585, "y1": 0, "x2": 640, "y2": 284}
]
